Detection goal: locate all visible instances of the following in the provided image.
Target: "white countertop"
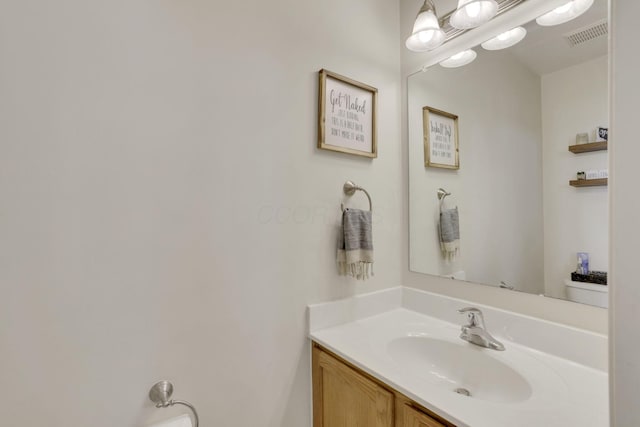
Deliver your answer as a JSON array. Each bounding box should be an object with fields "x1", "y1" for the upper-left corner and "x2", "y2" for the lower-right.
[{"x1": 308, "y1": 287, "x2": 609, "y2": 427}]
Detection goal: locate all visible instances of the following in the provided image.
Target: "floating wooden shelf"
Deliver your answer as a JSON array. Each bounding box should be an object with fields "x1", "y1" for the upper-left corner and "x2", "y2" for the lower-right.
[
  {"x1": 570, "y1": 178, "x2": 608, "y2": 187},
  {"x1": 568, "y1": 141, "x2": 608, "y2": 153}
]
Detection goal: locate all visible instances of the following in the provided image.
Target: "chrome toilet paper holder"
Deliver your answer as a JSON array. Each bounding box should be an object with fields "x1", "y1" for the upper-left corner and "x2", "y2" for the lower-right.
[{"x1": 149, "y1": 380, "x2": 199, "y2": 427}]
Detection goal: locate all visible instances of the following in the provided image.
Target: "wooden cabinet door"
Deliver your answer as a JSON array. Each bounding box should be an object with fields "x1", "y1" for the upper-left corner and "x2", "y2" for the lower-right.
[
  {"x1": 401, "y1": 403, "x2": 447, "y2": 427},
  {"x1": 313, "y1": 346, "x2": 394, "y2": 427}
]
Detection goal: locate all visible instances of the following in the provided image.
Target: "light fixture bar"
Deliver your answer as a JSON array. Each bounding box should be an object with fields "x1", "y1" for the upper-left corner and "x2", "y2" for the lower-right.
[
  {"x1": 439, "y1": 0, "x2": 527, "y2": 42},
  {"x1": 450, "y1": 0, "x2": 499, "y2": 30}
]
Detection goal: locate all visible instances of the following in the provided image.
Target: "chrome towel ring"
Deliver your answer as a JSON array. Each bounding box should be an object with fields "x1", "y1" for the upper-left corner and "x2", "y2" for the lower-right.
[
  {"x1": 341, "y1": 180, "x2": 372, "y2": 212},
  {"x1": 149, "y1": 381, "x2": 199, "y2": 427},
  {"x1": 437, "y1": 188, "x2": 451, "y2": 201}
]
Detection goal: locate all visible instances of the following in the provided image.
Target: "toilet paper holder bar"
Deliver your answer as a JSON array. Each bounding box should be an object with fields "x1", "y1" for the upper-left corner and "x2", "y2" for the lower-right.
[{"x1": 149, "y1": 380, "x2": 200, "y2": 427}]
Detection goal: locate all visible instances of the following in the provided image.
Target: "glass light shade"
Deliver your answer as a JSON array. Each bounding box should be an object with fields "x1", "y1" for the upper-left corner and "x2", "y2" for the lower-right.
[
  {"x1": 440, "y1": 49, "x2": 477, "y2": 68},
  {"x1": 406, "y1": 8, "x2": 445, "y2": 52},
  {"x1": 536, "y1": 0, "x2": 594, "y2": 26},
  {"x1": 450, "y1": 0, "x2": 498, "y2": 30},
  {"x1": 481, "y1": 27, "x2": 527, "y2": 50}
]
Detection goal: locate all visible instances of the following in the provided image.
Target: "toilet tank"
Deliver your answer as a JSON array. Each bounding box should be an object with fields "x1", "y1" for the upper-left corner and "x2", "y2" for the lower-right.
[{"x1": 564, "y1": 279, "x2": 608, "y2": 308}]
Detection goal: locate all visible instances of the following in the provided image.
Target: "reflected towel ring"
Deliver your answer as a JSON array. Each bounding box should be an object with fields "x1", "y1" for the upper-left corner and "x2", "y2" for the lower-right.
[
  {"x1": 341, "y1": 181, "x2": 372, "y2": 212},
  {"x1": 437, "y1": 188, "x2": 451, "y2": 201}
]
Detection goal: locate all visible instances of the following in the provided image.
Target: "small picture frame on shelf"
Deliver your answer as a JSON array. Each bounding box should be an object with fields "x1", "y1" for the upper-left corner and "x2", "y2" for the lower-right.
[{"x1": 596, "y1": 126, "x2": 608, "y2": 141}]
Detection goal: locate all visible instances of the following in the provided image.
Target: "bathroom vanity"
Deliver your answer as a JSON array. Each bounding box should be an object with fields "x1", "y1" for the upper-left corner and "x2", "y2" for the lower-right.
[
  {"x1": 313, "y1": 343, "x2": 454, "y2": 426},
  {"x1": 308, "y1": 287, "x2": 608, "y2": 427}
]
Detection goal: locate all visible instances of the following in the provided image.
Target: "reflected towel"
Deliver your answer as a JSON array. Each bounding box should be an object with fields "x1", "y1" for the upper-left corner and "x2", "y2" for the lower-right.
[
  {"x1": 439, "y1": 206, "x2": 459, "y2": 261},
  {"x1": 337, "y1": 208, "x2": 374, "y2": 280}
]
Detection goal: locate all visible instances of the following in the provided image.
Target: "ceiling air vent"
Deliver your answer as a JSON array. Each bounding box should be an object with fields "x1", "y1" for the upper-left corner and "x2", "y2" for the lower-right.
[{"x1": 564, "y1": 19, "x2": 608, "y2": 47}]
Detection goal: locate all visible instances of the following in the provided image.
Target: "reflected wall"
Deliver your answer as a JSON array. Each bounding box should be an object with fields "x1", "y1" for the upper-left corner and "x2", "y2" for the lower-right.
[{"x1": 408, "y1": 49, "x2": 545, "y2": 294}]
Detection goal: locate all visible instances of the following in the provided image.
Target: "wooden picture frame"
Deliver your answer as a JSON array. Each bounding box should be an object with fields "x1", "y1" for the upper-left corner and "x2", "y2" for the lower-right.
[
  {"x1": 423, "y1": 106, "x2": 459, "y2": 169},
  {"x1": 318, "y1": 69, "x2": 377, "y2": 158}
]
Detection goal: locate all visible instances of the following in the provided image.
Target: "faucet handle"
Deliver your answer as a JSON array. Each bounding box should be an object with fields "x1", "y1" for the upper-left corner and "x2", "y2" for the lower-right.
[{"x1": 458, "y1": 307, "x2": 485, "y2": 328}]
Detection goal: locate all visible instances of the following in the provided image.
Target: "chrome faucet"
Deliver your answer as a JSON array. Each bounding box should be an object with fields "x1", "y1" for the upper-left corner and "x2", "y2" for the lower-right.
[{"x1": 458, "y1": 307, "x2": 505, "y2": 351}]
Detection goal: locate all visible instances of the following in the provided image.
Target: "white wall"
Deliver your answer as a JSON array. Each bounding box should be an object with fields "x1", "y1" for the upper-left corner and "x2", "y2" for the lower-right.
[
  {"x1": 408, "y1": 50, "x2": 544, "y2": 294},
  {"x1": 0, "y1": 1, "x2": 402, "y2": 426},
  {"x1": 542, "y1": 56, "x2": 609, "y2": 299},
  {"x1": 1, "y1": 0, "x2": 626, "y2": 425},
  {"x1": 610, "y1": 1, "x2": 640, "y2": 425}
]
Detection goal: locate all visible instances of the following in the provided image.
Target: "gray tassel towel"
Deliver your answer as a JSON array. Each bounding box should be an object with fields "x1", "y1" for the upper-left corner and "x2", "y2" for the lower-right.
[
  {"x1": 439, "y1": 205, "x2": 460, "y2": 261},
  {"x1": 337, "y1": 208, "x2": 374, "y2": 280}
]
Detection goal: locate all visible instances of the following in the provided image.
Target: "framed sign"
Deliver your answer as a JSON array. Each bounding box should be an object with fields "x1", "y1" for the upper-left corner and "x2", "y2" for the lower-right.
[
  {"x1": 423, "y1": 106, "x2": 459, "y2": 169},
  {"x1": 318, "y1": 69, "x2": 377, "y2": 158}
]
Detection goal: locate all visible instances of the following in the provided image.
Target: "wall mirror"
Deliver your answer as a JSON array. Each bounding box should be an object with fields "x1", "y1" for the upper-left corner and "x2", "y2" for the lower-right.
[{"x1": 408, "y1": 0, "x2": 609, "y2": 307}]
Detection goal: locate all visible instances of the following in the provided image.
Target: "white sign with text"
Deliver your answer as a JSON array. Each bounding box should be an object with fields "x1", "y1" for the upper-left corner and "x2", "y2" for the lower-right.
[{"x1": 323, "y1": 76, "x2": 373, "y2": 153}]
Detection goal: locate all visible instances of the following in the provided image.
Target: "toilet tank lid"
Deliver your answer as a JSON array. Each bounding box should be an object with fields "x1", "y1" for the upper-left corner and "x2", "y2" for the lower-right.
[{"x1": 564, "y1": 279, "x2": 608, "y2": 293}]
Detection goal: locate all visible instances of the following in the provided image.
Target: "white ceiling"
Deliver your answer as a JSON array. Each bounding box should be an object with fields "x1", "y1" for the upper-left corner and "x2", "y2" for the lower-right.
[{"x1": 433, "y1": 0, "x2": 608, "y2": 75}]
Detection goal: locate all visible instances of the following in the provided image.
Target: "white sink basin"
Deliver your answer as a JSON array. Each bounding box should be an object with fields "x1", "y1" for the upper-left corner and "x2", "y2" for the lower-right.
[
  {"x1": 310, "y1": 292, "x2": 608, "y2": 427},
  {"x1": 387, "y1": 335, "x2": 532, "y2": 403}
]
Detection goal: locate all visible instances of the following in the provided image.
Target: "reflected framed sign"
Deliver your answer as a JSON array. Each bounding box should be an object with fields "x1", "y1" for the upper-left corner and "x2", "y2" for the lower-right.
[{"x1": 423, "y1": 106, "x2": 459, "y2": 169}]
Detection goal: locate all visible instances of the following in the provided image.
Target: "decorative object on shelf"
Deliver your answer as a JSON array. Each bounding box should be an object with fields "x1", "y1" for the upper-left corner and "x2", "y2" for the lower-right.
[
  {"x1": 405, "y1": 0, "x2": 445, "y2": 52},
  {"x1": 576, "y1": 132, "x2": 589, "y2": 144},
  {"x1": 317, "y1": 69, "x2": 377, "y2": 158},
  {"x1": 568, "y1": 141, "x2": 608, "y2": 153},
  {"x1": 596, "y1": 126, "x2": 608, "y2": 141},
  {"x1": 450, "y1": 0, "x2": 498, "y2": 30},
  {"x1": 423, "y1": 106, "x2": 459, "y2": 169},
  {"x1": 585, "y1": 170, "x2": 598, "y2": 180},
  {"x1": 577, "y1": 252, "x2": 590, "y2": 274},
  {"x1": 440, "y1": 49, "x2": 477, "y2": 68},
  {"x1": 577, "y1": 171, "x2": 586, "y2": 180},
  {"x1": 586, "y1": 169, "x2": 605, "y2": 180},
  {"x1": 571, "y1": 270, "x2": 607, "y2": 285},
  {"x1": 536, "y1": 0, "x2": 594, "y2": 26},
  {"x1": 481, "y1": 26, "x2": 527, "y2": 50}
]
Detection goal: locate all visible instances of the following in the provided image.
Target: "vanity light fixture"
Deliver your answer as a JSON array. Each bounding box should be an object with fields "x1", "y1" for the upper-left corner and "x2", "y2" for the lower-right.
[
  {"x1": 450, "y1": 0, "x2": 499, "y2": 30},
  {"x1": 536, "y1": 0, "x2": 594, "y2": 26},
  {"x1": 406, "y1": 0, "x2": 446, "y2": 52},
  {"x1": 439, "y1": 49, "x2": 477, "y2": 68},
  {"x1": 481, "y1": 26, "x2": 527, "y2": 50}
]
